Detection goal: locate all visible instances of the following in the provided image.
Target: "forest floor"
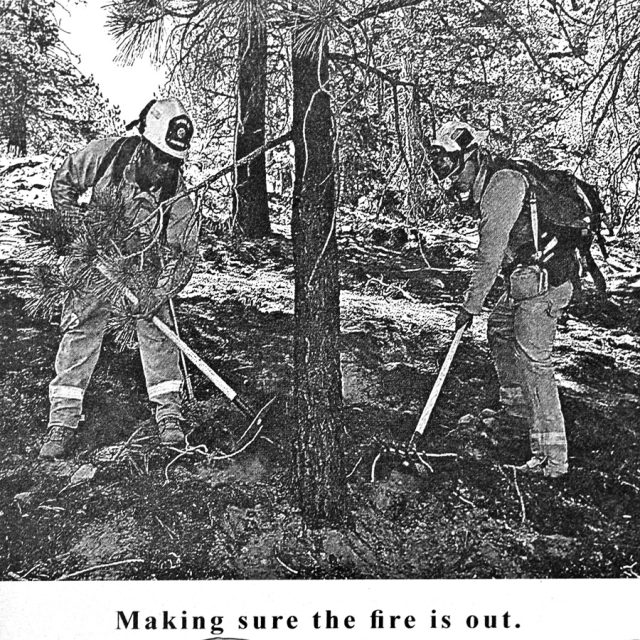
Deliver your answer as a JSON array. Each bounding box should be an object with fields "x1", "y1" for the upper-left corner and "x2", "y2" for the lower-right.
[{"x1": 1, "y1": 155, "x2": 640, "y2": 580}]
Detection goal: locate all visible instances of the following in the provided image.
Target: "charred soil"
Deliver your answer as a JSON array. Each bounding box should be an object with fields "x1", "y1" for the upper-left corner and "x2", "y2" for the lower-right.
[{"x1": 1, "y1": 187, "x2": 639, "y2": 580}]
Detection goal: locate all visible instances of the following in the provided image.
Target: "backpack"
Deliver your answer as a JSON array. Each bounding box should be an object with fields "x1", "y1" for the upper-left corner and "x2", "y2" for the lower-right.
[{"x1": 487, "y1": 157, "x2": 608, "y2": 260}]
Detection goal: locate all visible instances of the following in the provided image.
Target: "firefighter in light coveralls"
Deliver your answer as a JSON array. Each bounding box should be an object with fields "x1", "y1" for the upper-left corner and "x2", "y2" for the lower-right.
[
  {"x1": 427, "y1": 121, "x2": 576, "y2": 478},
  {"x1": 40, "y1": 98, "x2": 197, "y2": 459}
]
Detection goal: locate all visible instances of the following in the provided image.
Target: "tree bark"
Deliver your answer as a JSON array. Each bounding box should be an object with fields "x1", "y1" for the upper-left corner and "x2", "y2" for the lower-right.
[
  {"x1": 290, "y1": 34, "x2": 346, "y2": 525},
  {"x1": 402, "y1": 8, "x2": 428, "y2": 218},
  {"x1": 233, "y1": 9, "x2": 270, "y2": 237},
  {"x1": 6, "y1": 73, "x2": 28, "y2": 156}
]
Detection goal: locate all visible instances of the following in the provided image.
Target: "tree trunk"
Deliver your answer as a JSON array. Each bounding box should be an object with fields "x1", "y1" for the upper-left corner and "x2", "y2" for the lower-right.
[
  {"x1": 402, "y1": 8, "x2": 428, "y2": 218},
  {"x1": 233, "y1": 9, "x2": 270, "y2": 237},
  {"x1": 6, "y1": 74, "x2": 27, "y2": 156},
  {"x1": 290, "y1": 35, "x2": 346, "y2": 525}
]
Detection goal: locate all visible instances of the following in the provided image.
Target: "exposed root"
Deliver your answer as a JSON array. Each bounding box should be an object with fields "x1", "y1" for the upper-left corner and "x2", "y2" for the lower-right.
[{"x1": 415, "y1": 452, "x2": 435, "y2": 473}]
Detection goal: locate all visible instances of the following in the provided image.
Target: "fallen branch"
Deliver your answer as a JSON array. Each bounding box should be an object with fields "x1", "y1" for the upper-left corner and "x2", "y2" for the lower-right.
[
  {"x1": 456, "y1": 492, "x2": 476, "y2": 509},
  {"x1": 511, "y1": 466, "x2": 527, "y2": 524},
  {"x1": 207, "y1": 418, "x2": 266, "y2": 461},
  {"x1": 56, "y1": 558, "x2": 144, "y2": 581},
  {"x1": 275, "y1": 555, "x2": 299, "y2": 575},
  {"x1": 415, "y1": 452, "x2": 434, "y2": 473},
  {"x1": 347, "y1": 455, "x2": 364, "y2": 479},
  {"x1": 155, "y1": 515, "x2": 177, "y2": 540},
  {"x1": 0, "y1": 159, "x2": 44, "y2": 177},
  {"x1": 365, "y1": 274, "x2": 419, "y2": 302},
  {"x1": 370, "y1": 452, "x2": 382, "y2": 482},
  {"x1": 6, "y1": 571, "x2": 28, "y2": 581}
]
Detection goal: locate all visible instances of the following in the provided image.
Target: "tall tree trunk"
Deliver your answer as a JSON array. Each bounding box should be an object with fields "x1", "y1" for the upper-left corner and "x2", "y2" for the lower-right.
[
  {"x1": 7, "y1": 73, "x2": 27, "y2": 156},
  {"x1": 402, "y1": 8, "x2": 428, "y2": 218},
  {"x1": 234, "y1": 7, "x2": 270, "y2": 237},
  {"x1": 290, "y1": 33, "x2": 346, "y2": 525}
]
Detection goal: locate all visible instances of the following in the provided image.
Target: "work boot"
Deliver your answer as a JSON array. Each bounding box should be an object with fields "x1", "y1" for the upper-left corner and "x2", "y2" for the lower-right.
[
  {"x1": 157, "y1": 417, "x2": 185, "y2": 446},
  {"x1": 515, "y1": 456, "x2": 567, "y2": 478},
  {"x1": 39, "y1": 425, "x2": 77, "y2": 459},
  {"x1": 515, "y1": 456, "x2": 547, "y2": 475}
]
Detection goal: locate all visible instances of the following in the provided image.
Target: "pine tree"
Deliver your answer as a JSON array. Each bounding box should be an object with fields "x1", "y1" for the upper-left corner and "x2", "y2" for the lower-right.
[
  {"x1": 107, "y1": 0, "x2": 274, "y2": 236},
  {"x1": 290, "y1": 0, "x2": 346, "y2": 525},
  {"x1": 234, "y1": 0, "x2": 270, "y2": 237},
  {"x1": 20, "y1": 191, "x2": 199, "y2": 350},
  {"x1": 0, "y1": 0, "x2": 121, "y2": 155}
]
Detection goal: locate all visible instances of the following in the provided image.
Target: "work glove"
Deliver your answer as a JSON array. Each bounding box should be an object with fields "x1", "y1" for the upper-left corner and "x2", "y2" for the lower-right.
[
  {"x1": 454, "y1": 307, "x2": 474, "y2": 331},
  {"x1": 131, "y1": 288, "x2": 169, "y2": 321}
]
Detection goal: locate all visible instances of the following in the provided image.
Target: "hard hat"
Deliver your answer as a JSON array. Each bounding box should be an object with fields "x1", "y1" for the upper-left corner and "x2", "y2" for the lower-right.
[
  {"x1": 431, "y1": 121, "x2": 488, "y2": 153},
  {"x1": 141, "y1": 98, "x2": 194, "y2": 160}
]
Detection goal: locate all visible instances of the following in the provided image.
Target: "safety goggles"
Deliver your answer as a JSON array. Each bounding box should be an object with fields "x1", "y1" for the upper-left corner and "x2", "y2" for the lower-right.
[{"x1": 427, "y1": 145, "x2": 460, "y2": 181}]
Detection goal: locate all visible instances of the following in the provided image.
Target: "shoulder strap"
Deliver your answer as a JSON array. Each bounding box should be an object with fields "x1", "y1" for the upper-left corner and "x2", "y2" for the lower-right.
[
  {"x1": 94, "y1": 136, "x2": 141, "y2": 186},
  {"x1": 528, "y1": 190, "x2": 541, "y2": 260}
]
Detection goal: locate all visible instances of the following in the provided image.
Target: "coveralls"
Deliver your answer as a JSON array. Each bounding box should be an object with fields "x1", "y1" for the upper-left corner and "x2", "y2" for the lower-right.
[
  {"x1": 48, "y1": 137, "x2": 197, "y2": 431},
  {"x1": 463, "y1": 163, "x2": 575, "y2": 475}
]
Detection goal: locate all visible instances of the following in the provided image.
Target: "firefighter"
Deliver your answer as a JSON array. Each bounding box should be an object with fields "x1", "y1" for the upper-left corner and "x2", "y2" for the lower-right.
[
  {"x1": 427, "y1": 121, "x2": 575, "y2": 478},
  {"x1": 40, "y1": 98, "x2": 197, "y2": 459}
]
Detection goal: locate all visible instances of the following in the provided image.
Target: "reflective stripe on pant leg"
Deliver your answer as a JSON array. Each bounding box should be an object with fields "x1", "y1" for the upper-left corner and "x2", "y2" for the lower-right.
[
  {"x1": 48, "y1": 385, "x2": 85, "y2": 431},
  {"x1": 49, "y1": 384, "x2": 84, "y2": 401},
  {"x1": 514, "y1": 283, "x2": 572, "y2": 468},
  {"x1": 147, "y1": 380, "x2": 182, "y2": 399},
  {"x1": 49, "y1": 296, "x2": 109, "y2": 429}
]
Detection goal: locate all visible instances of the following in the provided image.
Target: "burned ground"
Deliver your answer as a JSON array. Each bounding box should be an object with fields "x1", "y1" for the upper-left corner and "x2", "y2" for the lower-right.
[{"x1": 1, "y1": 162, "x2": 639, "y2": 580}]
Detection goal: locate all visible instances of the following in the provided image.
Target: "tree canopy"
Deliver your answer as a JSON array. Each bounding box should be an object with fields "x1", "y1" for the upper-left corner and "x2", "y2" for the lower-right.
[{"x1": 0, "y1": 0, "x2": 121, "y2": 156}]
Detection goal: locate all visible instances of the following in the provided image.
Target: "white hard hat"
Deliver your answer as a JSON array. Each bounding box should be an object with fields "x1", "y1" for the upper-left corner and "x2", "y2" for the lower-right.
[
  {"x1": 142, "y1": 98, "x2": 194, "y2": 159},
  {"x1": 432, "y1": 121, "x2": 488, "y2": 153}
]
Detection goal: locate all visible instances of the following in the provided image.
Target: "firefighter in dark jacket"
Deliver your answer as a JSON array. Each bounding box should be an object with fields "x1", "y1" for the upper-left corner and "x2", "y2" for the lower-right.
[
  {"x1": 428, "y1": 121, "x2": 575, "y2": 478},
  {"x1": 40, "y1": 98, "x2": 197, "y2": 459}
]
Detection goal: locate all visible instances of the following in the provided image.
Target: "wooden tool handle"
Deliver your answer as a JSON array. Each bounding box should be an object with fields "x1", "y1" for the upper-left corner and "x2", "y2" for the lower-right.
[
  {"x1": 412, "y1": 324, "x2": 466, "y2": 440},
  {"x1": 109, "y1": 274, "x2": 239, "y2": 402}
]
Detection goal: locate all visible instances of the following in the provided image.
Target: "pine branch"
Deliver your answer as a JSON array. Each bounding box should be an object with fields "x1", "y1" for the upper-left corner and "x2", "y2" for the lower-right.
[
  {"x1": 329, "y1": 52, "x2": 432, "y2": 98},
  {"x1": 343, "y1": 0, "x2": 427, "y2": 29}
]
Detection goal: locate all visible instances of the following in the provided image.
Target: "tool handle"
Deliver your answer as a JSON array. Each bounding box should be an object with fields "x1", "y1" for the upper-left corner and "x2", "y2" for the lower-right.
[
  {"x1": 168, "y1": 297, "x2": 195, "y2": 401},
  {"x1": 115, "y1": 281, "x2": 238, "y2": 402},
  {"x1": 150, "y1": 315, "x2": 238, "y2": 401},
  {"x1": 412, "y1": 324, "x2": 466, "y2": 440},
  {"x1": 232, "y1": 395, "x2": 256, "y2": 419}
]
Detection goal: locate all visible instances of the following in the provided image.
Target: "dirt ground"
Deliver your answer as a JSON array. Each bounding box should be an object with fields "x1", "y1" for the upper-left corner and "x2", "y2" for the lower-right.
[{"x1": 1, "y1": 157, "x2": 640, "y2": 580}]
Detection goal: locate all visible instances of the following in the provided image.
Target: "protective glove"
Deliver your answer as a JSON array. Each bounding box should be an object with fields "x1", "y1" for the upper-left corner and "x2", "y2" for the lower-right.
[
  {"x1": 131, "y1": 288, "x2": 169, "y2": 321},
  {"x1": 454, "y1": 307, "x2": 474, "y2": 331}
]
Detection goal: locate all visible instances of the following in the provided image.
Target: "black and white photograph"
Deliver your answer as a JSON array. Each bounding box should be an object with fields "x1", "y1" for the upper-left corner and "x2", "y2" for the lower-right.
[{"x1": 0, "y1": 0, "x2": 639, "y2": 635}]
